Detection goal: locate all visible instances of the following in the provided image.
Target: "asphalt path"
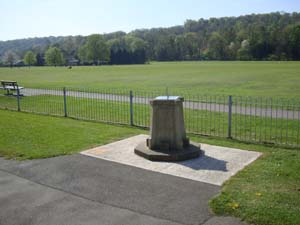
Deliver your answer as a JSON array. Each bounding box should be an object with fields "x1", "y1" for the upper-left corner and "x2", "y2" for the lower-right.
[
  {"x1": 0, "y1": 154, "x2": 248, "y2": 225},
  {"x1": 22, "y1": 88, "x2": 299, "y2": 120}
]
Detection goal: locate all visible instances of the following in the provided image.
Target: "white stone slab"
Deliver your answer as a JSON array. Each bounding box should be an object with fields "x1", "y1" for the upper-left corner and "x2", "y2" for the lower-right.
[{"x1": 81, "y1": 135, "x2": 262, "y2": 186}]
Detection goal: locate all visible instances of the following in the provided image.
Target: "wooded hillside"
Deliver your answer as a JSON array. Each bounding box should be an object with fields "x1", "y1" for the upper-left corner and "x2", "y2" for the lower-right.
[{"x1": 1, "y1": 12, "x2": 300, "y2": 65}]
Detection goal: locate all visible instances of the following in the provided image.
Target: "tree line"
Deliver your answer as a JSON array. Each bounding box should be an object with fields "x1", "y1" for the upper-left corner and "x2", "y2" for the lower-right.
[
  {"x1": 1, "y1": 12, "x2": 300, "y2": 66},
  {"x1": 0, "y1": 34, "x2": 147, "y2": 67}
]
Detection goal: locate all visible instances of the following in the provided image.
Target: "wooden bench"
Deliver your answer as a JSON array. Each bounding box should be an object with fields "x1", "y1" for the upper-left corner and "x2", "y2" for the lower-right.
[{"x1": 0, "y1": 80, "x2": 24, "y2": 96}]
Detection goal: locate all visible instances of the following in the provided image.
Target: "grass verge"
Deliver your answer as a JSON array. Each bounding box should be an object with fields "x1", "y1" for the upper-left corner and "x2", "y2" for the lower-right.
[
  {"x1": 0, "y1": 109, "x2": 142, "y2": 160},
  {"x1": 190, "y1": 135, "x2": 300, "y2": 225}
]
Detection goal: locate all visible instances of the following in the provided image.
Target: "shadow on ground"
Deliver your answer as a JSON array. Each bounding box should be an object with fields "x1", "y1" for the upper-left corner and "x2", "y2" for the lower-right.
[{"x1": 177, "y1": 154, "x2": 228, "y2": 171}]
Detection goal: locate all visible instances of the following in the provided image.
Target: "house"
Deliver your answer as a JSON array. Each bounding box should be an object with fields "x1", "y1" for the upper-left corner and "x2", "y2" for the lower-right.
[
  {"x1": 13, "y1": 60, "x2": 25, "y2": 67},
  {"x1": 68, "y1": 58, "x2": 79, "y2": 66}
]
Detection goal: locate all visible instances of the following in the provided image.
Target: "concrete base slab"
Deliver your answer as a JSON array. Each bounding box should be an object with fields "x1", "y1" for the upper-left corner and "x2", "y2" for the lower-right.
[{"x1": 81, "y1": 134, "x2": 262, "y2": 186}]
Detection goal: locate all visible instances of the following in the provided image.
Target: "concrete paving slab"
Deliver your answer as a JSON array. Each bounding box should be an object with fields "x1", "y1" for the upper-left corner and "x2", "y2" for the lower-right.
[{"x1": 81, "y1": 134, "x2": 262, "y2": 186}]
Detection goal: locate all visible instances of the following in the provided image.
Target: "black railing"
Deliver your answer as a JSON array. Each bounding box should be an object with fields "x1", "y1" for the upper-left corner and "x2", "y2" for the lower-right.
[{"x1": 0, "y1": 87, "x2": 299, "y2": 148}]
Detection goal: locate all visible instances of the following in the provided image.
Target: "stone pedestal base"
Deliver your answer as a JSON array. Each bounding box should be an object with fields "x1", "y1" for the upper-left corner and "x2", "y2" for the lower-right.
[{"x1": 134, "y1": 142, "x2": 202, "y2": 161}]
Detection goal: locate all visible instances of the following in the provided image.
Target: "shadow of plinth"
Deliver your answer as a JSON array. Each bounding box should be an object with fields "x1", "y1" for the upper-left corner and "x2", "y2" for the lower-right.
[{"x1": 176, "y1": 153, "x2": 228, "y2": 171}]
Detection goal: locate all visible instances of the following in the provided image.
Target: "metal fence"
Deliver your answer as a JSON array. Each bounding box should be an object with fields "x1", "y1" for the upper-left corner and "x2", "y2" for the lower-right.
[{"x1": 0, "y1": 87, "x2": 299, "y2": 148}]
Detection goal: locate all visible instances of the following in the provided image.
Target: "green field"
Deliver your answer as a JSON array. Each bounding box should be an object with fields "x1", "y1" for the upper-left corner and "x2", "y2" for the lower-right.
[{"x1": 1, "y1": 61, "x2": 300, "y2": 98}]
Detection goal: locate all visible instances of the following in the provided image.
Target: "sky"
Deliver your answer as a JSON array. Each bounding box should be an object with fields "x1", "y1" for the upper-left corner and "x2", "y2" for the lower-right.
[{"x1": 0, "y1": 0, "x2": 300, "y2": 41}]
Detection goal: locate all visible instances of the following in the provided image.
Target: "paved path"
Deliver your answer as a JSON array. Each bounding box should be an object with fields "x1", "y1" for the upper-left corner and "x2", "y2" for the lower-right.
[
  {"x1": 22, "y1": 88, "x2": 299, "y2": 119},
  {"x1": 0, "y1": 155, "x2": 248, "y2": 225}
]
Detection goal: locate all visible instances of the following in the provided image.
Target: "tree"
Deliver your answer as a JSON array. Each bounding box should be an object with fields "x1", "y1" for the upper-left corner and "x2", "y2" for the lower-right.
[
  {"x1": 24, "y1": 51, "x2": 36, "y2": 67},
  {"x1": 155, "y1": 35, "x2": 178, "y2": 61},
  {"x1": 61, "y1": 36, "x2": 77, "y2": 65},
  {"x1": 248, "y1": 25, "x2": 272, "y2": 60},
  {"x1": 84, "y1": 34, "x2": 110, "y2": 64},
  {"x1": 237, "y1": 40, "x2": 251, "y2": 60},
  {"x1": 45, "y1": 47, "x2": 64, "y2": 66},
  {"x1": 36, "y1": 53, "x2": 45, "y2": 66},
  {"x1": 78, "y1": 45, "x2": 89, "y2": 64},
  {"x1": 107, "y1": 36, "x2": 147, "y2": 64},
  {"x1": 3, "y1": 50, "x2": 18, "y2": 67},
  {"x1": 285, "y1": 24, "x2": 300, "y2": 60},
  {"x1": 184, "y1": 32, "x2": 202, "y2": 60},
  {"x1": 227, "y1": 42, "x2": 238, "y2": 60},
  {"x1": 207, "y1": 32, "x2": 226, "y2": 60}
]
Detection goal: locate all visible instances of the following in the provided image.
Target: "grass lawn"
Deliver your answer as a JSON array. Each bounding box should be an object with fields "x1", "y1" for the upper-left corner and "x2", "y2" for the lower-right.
[
  {"x1": 0, "y1": 109, "x2": 142, "y2": 160},
  {"x1": 191, "y1": 135, "x2": 300, "y2": 225},
  {"x1": 0, "y1": 61, "x2": 300, "y2": 98},
  {"x1": 0, "y1": 109, "x2": 299, "y2": 225}
]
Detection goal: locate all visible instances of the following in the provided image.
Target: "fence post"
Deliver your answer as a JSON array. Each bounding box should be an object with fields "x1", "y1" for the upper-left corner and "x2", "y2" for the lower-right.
[
  {"x1": 16, "y1": 88, "x2": 21, "y2": 112},
  {"x1": 130, "y1": 90, "x2": 134, "y2": 126},
  {"x1": 63, "y1": 87, "x2": 67, "y2": 117},
  {"x1": 227, "y1": 95, "x2": 232, "y2": 138}
]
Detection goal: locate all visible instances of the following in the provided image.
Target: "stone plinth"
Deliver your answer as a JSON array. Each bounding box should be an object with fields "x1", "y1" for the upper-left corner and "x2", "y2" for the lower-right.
[{"x1": 134, "y1": 96, "x2": 201, "y2": 161}]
